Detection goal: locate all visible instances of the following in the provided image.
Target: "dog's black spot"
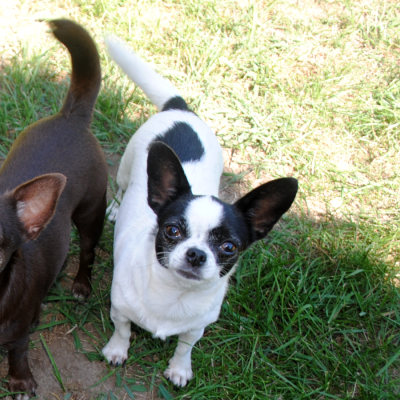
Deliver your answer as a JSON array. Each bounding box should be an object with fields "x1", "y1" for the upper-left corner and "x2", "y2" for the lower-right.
[
  {"x1": 162, "y1": 96, "x2": 190, "y2": 112},
  {"x1": 207, "y1": 198, "x2": 249, "y2": 277},
  {"x1": 155, "y1": 194, "x2": 194, "y2": 268},
  {"x1": 154, "y1": 122, "x2": 205, "y2": 163}
]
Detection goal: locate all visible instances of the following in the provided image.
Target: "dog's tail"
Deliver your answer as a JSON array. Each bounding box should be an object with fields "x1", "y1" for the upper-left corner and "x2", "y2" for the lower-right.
[
  {"x1": 50, "y1": 19, "x2": 101, "y2": 118},
  {"x1": 106, "y1": 36, "x2": 188, "y2": 112}
]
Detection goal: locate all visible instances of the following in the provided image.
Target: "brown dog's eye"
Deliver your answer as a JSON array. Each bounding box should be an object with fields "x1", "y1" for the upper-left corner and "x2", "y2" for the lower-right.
[
  {"x1": 220, "y1": 242, "x2": 237, "y2": 254},
  {"x1": 165, "y1": 225, "x2": 181, "y2": 238}
]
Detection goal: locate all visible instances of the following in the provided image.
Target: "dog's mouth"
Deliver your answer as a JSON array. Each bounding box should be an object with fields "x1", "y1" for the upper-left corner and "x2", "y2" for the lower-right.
[{"x1": 176, "y1": 269, "x2": 201, "y2": 281}]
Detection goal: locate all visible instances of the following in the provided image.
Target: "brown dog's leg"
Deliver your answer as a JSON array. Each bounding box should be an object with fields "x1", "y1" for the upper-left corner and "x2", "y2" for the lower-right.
[
  {"x1": 71, "y1": 193, "x2": 107, "y2": 298},
  {"x1": 8, "y1": 334, "x2": 37, "y2": 397}
]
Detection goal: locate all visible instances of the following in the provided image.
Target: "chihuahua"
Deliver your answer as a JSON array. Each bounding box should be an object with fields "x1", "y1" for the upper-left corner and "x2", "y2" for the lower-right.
[
  {"x1": 0, "y1": 20, "x2": 107, "y2": 398},
  {"x1": 102, "y1": 37, "x2": 298, "y2": 387}
]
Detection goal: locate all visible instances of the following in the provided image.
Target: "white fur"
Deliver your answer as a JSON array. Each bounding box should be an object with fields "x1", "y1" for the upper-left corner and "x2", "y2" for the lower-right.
[
  {"x1": 102, "y1": 38, "x2": 229, "y2": 387},
  {"x1": 167, "y1": 198, "x2": 224, "y2": 282},
  {"x1": 106, "y1": 111, "x2": 222, "y2": 221},
  {"x1": 106, "y1": 37, "x2": 180, "y2": 111}
]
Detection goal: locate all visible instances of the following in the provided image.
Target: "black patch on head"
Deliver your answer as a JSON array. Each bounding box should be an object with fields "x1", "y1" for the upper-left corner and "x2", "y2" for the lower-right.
[
  {"x1": 154, "y1": 194, "x2": 194, "y2": 268},
  {"x1": 154, "y1": 122, "x2": 205, "y2": 163},
  {"x1": 162, "y1": 96, "x2": 190, "y2": 112},
  {"x1": 207, "y1": 198, "x2": 249, "y2": 277}
]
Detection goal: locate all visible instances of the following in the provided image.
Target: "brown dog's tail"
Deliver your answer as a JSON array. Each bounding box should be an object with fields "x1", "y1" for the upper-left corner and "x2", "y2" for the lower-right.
[{"x1": 50, "y1": 19, "x2": 101, "y2": 119}]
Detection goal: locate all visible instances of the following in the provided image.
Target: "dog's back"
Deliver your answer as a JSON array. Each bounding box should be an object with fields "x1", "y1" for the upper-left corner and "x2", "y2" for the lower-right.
[
  {"x1": 0, "y1": 20, "x2": 105, "y2": 200},
  {"x1": 105, "y1": 38, "x2": 223, "y2": 208}
]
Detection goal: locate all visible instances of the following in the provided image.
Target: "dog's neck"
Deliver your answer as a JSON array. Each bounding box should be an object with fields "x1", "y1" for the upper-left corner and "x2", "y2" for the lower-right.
[{"x1": 142, "y1": 254, "x2": 231, "y2": 335}]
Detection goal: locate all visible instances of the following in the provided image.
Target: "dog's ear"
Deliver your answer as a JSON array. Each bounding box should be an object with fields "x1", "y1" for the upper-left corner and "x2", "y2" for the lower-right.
[
  {"x1": 147, "y1": 141, "x2": 191, "y2": 215},
  {"x1": 12, "y1": 173, "x2": 67, "y2": 241},
  {"x1": 235, "y1": 177, "x2": 298, "y2": 245}
]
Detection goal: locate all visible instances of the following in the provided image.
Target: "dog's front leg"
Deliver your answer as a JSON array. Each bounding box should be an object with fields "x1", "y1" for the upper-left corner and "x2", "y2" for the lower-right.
[
  {"x1": 7, "y1": 333, "x2": 37, "y2": 399},
  {"x1": 102, "y1": 306, "x2": 131, "y2": 366},
  {"x1": 164, "y1": 328, "x2": 204, "y2": 387}
]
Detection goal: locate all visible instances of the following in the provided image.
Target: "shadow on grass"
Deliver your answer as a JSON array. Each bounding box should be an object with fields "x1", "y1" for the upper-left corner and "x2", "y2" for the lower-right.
[
  {"x1": 215, "y1": 217, "x2": 400, "y2": 400},
  {"x1": 48, "y1": 215, "x2": 400, "y2": 400}
]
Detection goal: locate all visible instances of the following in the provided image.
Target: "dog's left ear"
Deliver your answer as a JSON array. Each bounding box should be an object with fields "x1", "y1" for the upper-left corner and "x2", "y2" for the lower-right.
[
  {"x1": 235, "y1": 177, "x2": 298, "y2": 245},
  {"x1": 13, "y1": 173, "x2": 67, "y2": 241},
  {"x1": 147, "y1": 141, "x2": 192, "y2": 215}
]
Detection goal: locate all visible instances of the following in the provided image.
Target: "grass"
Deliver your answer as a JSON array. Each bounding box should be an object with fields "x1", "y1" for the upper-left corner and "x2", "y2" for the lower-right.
[{"x1": 0, "y1": 0, "x2": 399, "y2": 399}]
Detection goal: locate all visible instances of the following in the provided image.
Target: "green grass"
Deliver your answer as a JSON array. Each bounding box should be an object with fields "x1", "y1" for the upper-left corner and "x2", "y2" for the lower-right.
[{"x1": 0, "y1": 0, "x2": 400, "y2": 399}]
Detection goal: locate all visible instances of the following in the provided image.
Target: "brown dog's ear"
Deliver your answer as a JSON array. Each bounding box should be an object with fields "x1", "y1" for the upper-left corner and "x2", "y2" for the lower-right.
[
  {"x1": 13, "y1": 173, "x2": 67, "y2": 241},
  {"x1": 147, "y1": 141, "x2": 192, "y2": 215},
  {"x1": 234, "y1": 177, "x2": 298, "y2": 245}
]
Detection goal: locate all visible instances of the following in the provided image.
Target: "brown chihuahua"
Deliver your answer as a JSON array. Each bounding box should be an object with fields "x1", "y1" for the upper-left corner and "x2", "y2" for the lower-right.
[{"x1": 0, "y1": 20, "x2": 107, "y2": 398}]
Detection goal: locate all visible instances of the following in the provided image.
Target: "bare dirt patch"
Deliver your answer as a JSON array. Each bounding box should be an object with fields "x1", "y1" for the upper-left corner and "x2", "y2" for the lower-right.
[{"x1": 0, "y1": 324, "x2": 160, "y2": 399}]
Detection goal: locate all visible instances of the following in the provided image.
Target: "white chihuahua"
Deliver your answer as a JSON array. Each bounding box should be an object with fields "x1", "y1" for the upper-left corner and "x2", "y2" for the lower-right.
[{"x1": 102, "y1": 37, "x2": 298, "y2": 387}]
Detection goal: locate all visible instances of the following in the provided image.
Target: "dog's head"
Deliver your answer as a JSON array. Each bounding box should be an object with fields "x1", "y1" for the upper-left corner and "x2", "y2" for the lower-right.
[
  {"x1": 0, "y1": 174, "x2": 66, "y2": 274},
  {"x1": 147, "y1": 142, "x2": 298, "y2": 284}
]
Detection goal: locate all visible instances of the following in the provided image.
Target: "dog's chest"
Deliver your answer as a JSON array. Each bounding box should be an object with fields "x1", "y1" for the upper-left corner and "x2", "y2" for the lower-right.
[
  {"x1": 132, "y1": 289, "x2": 223, "y2": 340},
  {"x1": 112, "y1": 254, "x2": 227, "y2": 339}
]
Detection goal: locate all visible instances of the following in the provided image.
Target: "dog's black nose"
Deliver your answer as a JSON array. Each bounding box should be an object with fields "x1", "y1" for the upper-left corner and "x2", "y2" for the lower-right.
[{"x1": 186, "y1": 248, "x2": 207, "y2": 267}]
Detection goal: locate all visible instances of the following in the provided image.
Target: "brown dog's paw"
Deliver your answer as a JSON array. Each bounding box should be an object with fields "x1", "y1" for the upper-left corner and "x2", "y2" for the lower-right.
[
  {"x1": 72, "y1": 278, "x2": 91, "y2": 299},
  {"x1": 9, "y1": 375, "x2": 37, "y2": 399}
]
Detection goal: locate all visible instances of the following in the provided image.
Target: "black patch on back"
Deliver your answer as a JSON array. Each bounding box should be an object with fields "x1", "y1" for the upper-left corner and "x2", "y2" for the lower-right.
[
  {"x1": 154, "y1": 122, "x2": 205, "y2": 163},
  {"x1": 162, "y1": 96, "x2": 189, "y2": 112}
]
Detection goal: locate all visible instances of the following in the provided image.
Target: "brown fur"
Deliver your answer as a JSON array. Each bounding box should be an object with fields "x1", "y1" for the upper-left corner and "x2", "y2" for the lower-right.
[{"x1": 0, "y1": 20, "x2": 107, "y2": 397}]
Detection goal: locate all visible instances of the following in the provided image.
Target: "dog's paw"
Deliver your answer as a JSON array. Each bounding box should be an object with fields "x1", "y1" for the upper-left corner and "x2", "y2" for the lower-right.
[
  {"x1": 106, "y1": 200, "x2": 119, "y2": 223},
  {"x1": 102, "y1": 339, "x2": 128, "y2": 367},
  {"x1": 164, "y1": 365, "x2": 193, "y2": 387},
  {"x1": 9, "y1": 375, "x2": 36, "y2": 399},
  {"x1": 72, "y1": 279, "x2": 91, "y2": 299},
  {"x1": 15, "y1": 394, "x2": 32, "y2": 400}
]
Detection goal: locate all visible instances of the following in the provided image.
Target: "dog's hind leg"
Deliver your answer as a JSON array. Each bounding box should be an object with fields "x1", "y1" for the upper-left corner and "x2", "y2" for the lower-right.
[
  {"x1": 106, "y1": 137, "x2": 137, "y2": 222},
  {"x1": 71, "y1": 193, "x2": 107, "y2": 298},
  {"x1": 164, "y1": 328, "x2": 204, "y2": 387}
]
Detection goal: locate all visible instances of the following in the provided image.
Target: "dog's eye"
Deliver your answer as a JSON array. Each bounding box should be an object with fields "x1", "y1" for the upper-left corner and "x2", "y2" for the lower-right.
[
  {"x1": 220, "y1": 241, "x2": 237, "y2": 254},
  {"x1": 165, "y1": 225, "x2": 181, "y2": 238}
]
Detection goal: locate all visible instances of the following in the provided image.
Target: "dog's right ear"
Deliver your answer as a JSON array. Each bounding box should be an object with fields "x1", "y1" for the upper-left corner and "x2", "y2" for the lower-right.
[
  {"x1": 12, "y1": 173, "x2": 67, "y2": 241},
  {"x1": 147, "y1": 141, "x2": 191, "y2": 215}
]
